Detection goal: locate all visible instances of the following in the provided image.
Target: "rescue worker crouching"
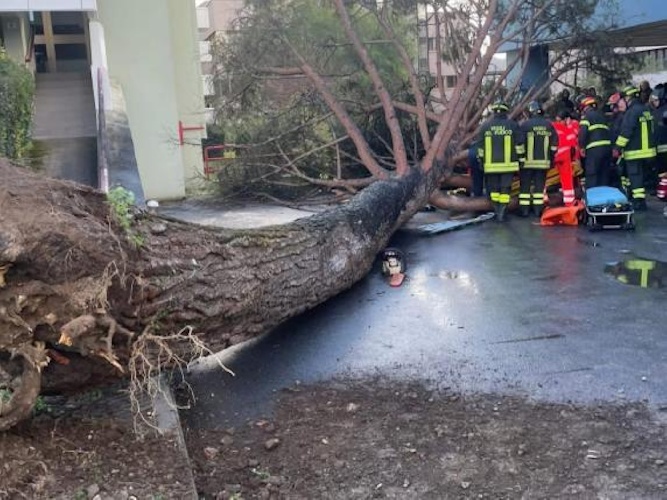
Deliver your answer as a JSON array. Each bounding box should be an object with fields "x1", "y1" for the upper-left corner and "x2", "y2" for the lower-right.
[
  {"x1": 578, "y1": 96, "x2": 613, "y2": 188},
  {"x1": 519, "y1": 101, "x2": 558, "y2": 217},
  {"x1": 477, "y1": 101, "x2": 525, "y2": 222},
  {"x1": 614, "y1": 85, "x2": 657, "y2": 211}
]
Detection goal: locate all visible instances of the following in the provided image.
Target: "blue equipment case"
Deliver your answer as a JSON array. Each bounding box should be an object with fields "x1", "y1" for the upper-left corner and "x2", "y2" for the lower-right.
[{"x1": 584, "y1": 186, "x2": 635, "y2": 231}]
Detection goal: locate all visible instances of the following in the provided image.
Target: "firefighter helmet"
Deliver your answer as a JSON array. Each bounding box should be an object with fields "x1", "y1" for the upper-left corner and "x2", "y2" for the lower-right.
[
  {"x1": 580, "y1": 96, "x2": 597, "y2": 110},
  {"x1": 621, "y1": 85, "x2": 639, "y2": 98},
  {"x1": 526, "y1": 101, "x2": 542, "y2": 116},
  {"x1": 607, "y1": 92, "x2": 622, "y2": 106},
  {"x1": 490, "y1": 101, "x2": 509, "y2": 113}
]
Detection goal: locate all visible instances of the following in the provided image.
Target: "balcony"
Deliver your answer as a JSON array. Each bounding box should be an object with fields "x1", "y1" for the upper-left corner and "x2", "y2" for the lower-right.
[
  {"x1": 199, "y1": 40, "x2": 212, "y2": 63},
  {"x1": 0, "y1": 0, "x2": 97, "y2": 11},
  {"x1": 202, "y1": 74, "x2": 214, "y2": 96},
  {"x1": 196, "y1": 6, "x2": 210, "y2": 30}
]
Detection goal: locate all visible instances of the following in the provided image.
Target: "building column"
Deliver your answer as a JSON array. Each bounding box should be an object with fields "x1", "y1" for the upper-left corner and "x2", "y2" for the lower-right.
[
  {"x1": 42, "y1": 11, "x2": 57, "y2": 73},
  {"x1": 88, "y1": 19, "x2": 111, "y2": 112}
]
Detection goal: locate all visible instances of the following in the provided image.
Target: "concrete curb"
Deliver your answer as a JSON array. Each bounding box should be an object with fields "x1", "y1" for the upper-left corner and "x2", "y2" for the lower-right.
[{"x1": 153, "y1": 375, "x2": 199, "y2": 499}]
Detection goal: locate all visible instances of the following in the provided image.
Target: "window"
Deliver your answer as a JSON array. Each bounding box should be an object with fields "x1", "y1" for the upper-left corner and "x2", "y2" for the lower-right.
[
  {"x1": 427, "y1": 37, "x2": 436, "y2": 51},
  {"x1": 446, "y1": 75, "x2": 458, "y2": 88},
  {"x1": 51, "y1": 12, "x2": 85, "y2": 35}
]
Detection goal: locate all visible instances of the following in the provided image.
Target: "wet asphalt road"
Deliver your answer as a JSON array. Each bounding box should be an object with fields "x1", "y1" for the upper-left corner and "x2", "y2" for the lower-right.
[{"x1": 181, "y1": 205, "x2": 667, "y2": 429}]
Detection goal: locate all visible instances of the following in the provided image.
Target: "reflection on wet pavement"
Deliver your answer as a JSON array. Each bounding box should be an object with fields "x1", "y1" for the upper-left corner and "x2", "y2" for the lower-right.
[
  {"x1": 605, "y1": 256, "x2": 666, "y2": 288},
  {"x1": 183, "y1": 206, "x2": 667, "y2": 429}
]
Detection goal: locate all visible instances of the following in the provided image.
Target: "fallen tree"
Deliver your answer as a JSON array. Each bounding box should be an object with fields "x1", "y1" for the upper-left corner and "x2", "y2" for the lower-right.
[
  {"x1": 1, "y1": 0, "x2": 621, "y2": 430},
  {"x1": 0, "y1": 161, "x2": 437, "y2": 430}
]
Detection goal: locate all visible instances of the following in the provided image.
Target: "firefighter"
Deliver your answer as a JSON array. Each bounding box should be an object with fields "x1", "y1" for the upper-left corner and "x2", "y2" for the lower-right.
[
  {"x1": 552, "y1": 110, "x2": 578, "y2": 206},
  {"x1": 518, "y1": 101, "x2": 558, "y2": 216},
  {"x1": 578, "y1": 96, "x2": 612, "y2": 188},
  {"x1": 477, "y1": 101, "x2": 525, "y2": 222},
  {"x1": 649, "y1": 89, "x2": 667, "y2": 180},
  {"x1": 614, "y1": 85, "x2": 657, "y2": 211},
  {"x1": 606, "y1": 92, "x2": 628, "y2": 190}
]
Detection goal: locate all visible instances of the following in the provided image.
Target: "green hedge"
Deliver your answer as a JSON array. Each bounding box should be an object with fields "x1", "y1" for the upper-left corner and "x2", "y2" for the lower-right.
[{"x1": 0, "y1": 48, "x2": 34, "y2": 159}]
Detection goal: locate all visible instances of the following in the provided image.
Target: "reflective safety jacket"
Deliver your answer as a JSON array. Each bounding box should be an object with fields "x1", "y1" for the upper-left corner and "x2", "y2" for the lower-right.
[
  {"x1": 579, "y1": 109, "x2": 612, "y2": 151},
  {"x1": 652, "y1": 104, "x2": 667, "y2": 154},
  {"x1": 553, "y1": 119, "x2": 579, "y2": 163},
  {"x1": 615, "y1": 100, "x2": 657, "y2": 160},
  {"x1": 520, "y1": 116, "x2": 558, "y2": 169},
  {"x1": 477, "y1": 115, "x2": 525, "y2": 174}
]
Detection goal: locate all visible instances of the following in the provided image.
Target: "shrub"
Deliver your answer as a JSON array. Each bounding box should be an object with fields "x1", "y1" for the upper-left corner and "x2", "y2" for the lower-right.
[{"x1": 0, "y1": 47, "x2": 35, "y2": 159}]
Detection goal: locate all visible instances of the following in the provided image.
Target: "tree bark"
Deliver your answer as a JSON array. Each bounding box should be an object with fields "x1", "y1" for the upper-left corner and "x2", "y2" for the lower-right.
[{"x1": 0, "y1": 162, "x2": 438, "y2": 428}]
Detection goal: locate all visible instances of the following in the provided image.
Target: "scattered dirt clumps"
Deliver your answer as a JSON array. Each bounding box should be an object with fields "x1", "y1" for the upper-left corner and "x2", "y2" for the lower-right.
[
  {"x1": 1, "y1": 379, "x2": 666, "y2": 499},
  {"x1": 186, "y1": 380, "x2": 667, "y2": 499}
]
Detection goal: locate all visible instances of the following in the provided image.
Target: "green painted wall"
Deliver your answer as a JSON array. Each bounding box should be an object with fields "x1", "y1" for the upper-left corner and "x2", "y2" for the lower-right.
[
  {"x1": 97, "y1": 0, "x2": 205, "y2": 200},
  {"x1": 168, "y1": 0, "x2": 207, "y2": 189}
]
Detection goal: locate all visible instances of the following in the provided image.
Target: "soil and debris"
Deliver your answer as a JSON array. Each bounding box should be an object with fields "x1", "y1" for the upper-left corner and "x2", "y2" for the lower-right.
[{"x1": 4, "y1": 378, "x2": 664, "y2": 499}]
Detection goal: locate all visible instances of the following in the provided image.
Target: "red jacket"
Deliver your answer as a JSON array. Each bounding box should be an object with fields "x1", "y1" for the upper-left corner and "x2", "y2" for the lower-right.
[{"x1": 553, "y1": 119, "x2": 579, "y2": 163}]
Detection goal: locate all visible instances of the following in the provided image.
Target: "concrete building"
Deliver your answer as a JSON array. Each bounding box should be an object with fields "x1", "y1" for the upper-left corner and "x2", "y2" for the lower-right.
[
  {"x1": 195, "y1": 0, "x2": 244, "y2": 123},
  {"x1": 504, "y1": 0, "x2": 667, "y2": 98},
  {"x1": 197, "y1": 0, "x2": 244, "y2": 42},
  {"x1": 0, "y1": 0, "x2": 208, "y2": 201},
  {"x1": 417, "y1": 8, "x2": 459, "y2": 95}
]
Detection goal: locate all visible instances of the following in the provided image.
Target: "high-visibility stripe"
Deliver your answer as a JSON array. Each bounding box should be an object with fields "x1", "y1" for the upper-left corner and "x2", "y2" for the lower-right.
[
  {"x1": 524, "y1": 160, "x2": 550, "y2": 168},
  {"x1": 485, "y1": 162, "x2": 520, "y2": 172},
  {"x1": 588, "y1": 124, "x2": 609, "y2": 131},
  {"x1": 519, "y1": 193, "x2": 530, "y2": 206},
  {"x1": 580, "y1": 120, "x2": 590, "y2": 126},
  {"x1": 505, "y1": 136, "x2": 511, "y2": 164},
  {"x1": 586, "y1": 140, "x2": 611, "y2": 149},
  {"x1": 527, "y1": 134, "x2": 534, "y2": 161},
  {"x1": 616, "y1": 136, "x2": 629, "y2": 147},
  {"x1": 563, "y1": 189, "x2": 575, "y2": 205},
  {"x1": 641, "y1": 121, "x2": 649, "y2": 151},
  {"x1": 632, "y1": 187, "x2": 646, "y2": 199},
  {"x1": 624, "y1": 148, "x2": 656, "y2": 160},
  {"x1": 658, "y1": 145, "x2": 667, "y2": 153},
  {"x1": 490, "y1": 192, "x2": 500, "y2": 202},
  {"x1": 498, "y1": 193, "x2": 510, "y2": 204}
]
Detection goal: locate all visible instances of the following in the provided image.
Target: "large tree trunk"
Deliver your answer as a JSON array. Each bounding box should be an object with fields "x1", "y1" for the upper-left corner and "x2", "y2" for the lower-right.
[{"x1": 0, "y1": 162, "x2": 438, "y2": 429}]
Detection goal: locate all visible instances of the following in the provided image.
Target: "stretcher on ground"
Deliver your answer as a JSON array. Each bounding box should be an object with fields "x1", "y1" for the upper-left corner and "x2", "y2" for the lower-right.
[{"x1": 584, "y1": 186, "x2": 635, "y2": 231}]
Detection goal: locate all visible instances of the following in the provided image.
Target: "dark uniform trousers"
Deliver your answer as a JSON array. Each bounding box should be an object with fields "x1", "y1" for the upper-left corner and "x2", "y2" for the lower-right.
[
  {"x1": 585, "y1": 146, "x2": 613, "y2": 188},
  {"x1": 615, "y1": 100, "x2": 656, "y2": 204},
  {"x1": 518, "y1": 168, "x2": 547, "y2": 212}
]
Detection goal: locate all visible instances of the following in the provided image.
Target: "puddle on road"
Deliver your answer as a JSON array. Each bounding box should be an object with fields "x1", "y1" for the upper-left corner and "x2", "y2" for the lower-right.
[
  {"x1": 605, "y1": 256, "x2": 667, "y2": 288},
  {"x1": 438, "y1": 270, "x2": 460, "y2": 280},
  {"x1": 576, "y1": 237, "x2": 601, "y2": 248}
]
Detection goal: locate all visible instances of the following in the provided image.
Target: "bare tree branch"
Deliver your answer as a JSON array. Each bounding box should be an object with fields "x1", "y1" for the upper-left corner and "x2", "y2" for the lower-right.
[
  {"x1": 282, "y1": 36, "x2": 389, "y2": 180},
  {"x1": 332, "y1": 0, "x2": 409, "y2": 175},
  {"x1": 374, "y1": 10, "x2": 431, "y2": 150}
]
